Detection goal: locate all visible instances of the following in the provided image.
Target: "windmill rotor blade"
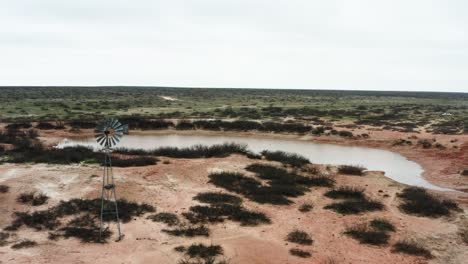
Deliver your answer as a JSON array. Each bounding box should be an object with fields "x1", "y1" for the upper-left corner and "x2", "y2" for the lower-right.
[
  {"x1": 95, "y1": 135, "x2": 105, "y2": 142},
  {"x1": 110, "y1": 137, "x2": 117, "y2": 146},
  {"x1": 98, "y1": 137, "x2": 107, "y2": 146}
]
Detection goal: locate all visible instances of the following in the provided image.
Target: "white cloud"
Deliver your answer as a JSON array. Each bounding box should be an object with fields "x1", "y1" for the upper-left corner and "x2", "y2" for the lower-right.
[{"x1": 0, "y1": 0, "x2": 467, "y2": 92}]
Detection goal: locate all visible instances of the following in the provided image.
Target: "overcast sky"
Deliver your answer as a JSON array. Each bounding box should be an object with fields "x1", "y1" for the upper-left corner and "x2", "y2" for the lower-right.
[{"x1": 0, "y1": 0, "x2": 467, "y2": 92}]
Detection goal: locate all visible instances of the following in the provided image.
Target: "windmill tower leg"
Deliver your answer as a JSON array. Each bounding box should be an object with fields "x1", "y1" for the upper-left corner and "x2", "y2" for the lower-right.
[{"x1": 99, "y1": 149, "x2": 123, "y2": 242}]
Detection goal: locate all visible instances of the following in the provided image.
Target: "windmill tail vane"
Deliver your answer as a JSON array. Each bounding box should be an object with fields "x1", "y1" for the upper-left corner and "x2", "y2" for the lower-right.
[{"x1": 95, "y1": 118, "x2": 128, "y2": 242}]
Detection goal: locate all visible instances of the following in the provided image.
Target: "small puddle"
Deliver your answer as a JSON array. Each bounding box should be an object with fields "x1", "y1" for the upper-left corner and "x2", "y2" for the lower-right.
[{"x1": 57, "y1": 134, "x2": 454, "y2": 192}]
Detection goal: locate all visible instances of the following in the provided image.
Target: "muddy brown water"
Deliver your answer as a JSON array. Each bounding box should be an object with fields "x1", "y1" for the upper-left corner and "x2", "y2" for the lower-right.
[{"x1": 57, "y1": 134, "x2": 454, "y2": 191}]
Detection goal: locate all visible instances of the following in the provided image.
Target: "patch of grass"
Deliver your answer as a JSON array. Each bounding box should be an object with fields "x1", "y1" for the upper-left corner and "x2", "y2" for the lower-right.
[
  {"x1": 344, "y1": 224, "x2": 390, "y2": 246},
  {"x1": 298, "y1": 203, "x2": 313, "y2": 212},
  {"x1": 398, "y1": 187, "x2": 459, "y2": 217},
  {"x1": 286, "y1": 230, "x2": 313, "y2": 245},
  {"x1": 163, "y1": 225, "x2": 209, "y2": 237},
  {"x1": 324, "y1": 197, "x2": 384, "y2": 215},
  {"x1": 147, "y1": 212, "x2": 180, "y2": 226},
  {"x1": 0, "y1": 184, "x2": 9, "y2": 193},
  {"x1": 193, "y1": 192, "x2": 242, "y2": 205},
  {"x1": 324, "y1": 186, "x2": 365, "y2": 200},
  {"x1": 392, "y1": 240, "x2": 432, "y2": 258},
  {"x1": 338, "y1": 165, "x2": 366, "y2": 176},
  {"x1": 370, "y1": 218, "x2": 395, "y2": 232},
  {"x1": 261, "y1": 150, "x2": 310, "y2": 167},
  {"x1": 17, "y1": 192, "x2": 49, "y2": 206},
  {"x1": 289, "y1": 248, "x2": 311, "y2": 258},
  {"x1": 11, "y1": 239, "x2": 37, "y2": 249}
]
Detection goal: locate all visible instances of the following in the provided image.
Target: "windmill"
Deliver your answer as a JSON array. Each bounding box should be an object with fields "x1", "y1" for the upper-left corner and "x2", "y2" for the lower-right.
[{"x1": 95, "y1": 118, "x2": 128, "y2": 241}]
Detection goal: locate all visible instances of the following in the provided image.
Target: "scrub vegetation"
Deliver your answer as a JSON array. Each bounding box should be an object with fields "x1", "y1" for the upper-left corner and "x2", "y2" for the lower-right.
[
  {"x1": 5, "y1": 198, "x2": 155, "y2": 243},
  {"x1": 1, "y1": 87, "x2": 466, "y2": 135},
  {"x1": 397, "y1": 187, "x2": 459, "y2": 217}
]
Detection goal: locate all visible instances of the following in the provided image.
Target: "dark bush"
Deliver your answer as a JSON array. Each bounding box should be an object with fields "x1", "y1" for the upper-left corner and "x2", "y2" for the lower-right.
[
  {"x1": 289, "y1": 248, "x2": 311, "y2": 258},
  {"x1": 193, "y1": 192, "x2": 242, "y2": 205},
  {"x1": 59, "y1": 214, "x2": 111, "y2": 243},
  {"x1": 0, "y1": 185, "x2": 9, "y2": 193},
  {"x1": 147, "y1": 212, "x2": 180, "y2": 226},
  {"x1": 398, "y1": 187, "x2": 459, "y2": 217},
  {"x1": 175, "y1": 121, "x2": 195, "y2": 130},
  {"x1": 338, "y1": 130, "x2": 353, "y2": 138},
  {"x1": 162, "y1": 225, "x2": 209, "y2": 237},
  {"x1": 298, "y1": 203, "x2": 313, "y2": 212},
  {"x1": 67, "y1": 121, "x2": 97, "y2": 129},
  {"x1": 17, "y1": 192, "x2": 49, "y2": 206},
  {"x1": 208, "y1": 171, "x2": 291, "y2": 205},
  {"x1": 0, "y1": 232, "x2": 10, "y2": 246},
  {"x1": 459, "y1": 228, "x2": 468, "y2": 245},
  {"x1": 261, "y1": 150, "x2": 310, "y2": 167},
  {"x1": 370, "y1": 218, "x2": 395, "y2": 232},
  {"x1": 11, "y1": 239, "x2": 37, "y2": 249},
  {"x1": 392, "y1": 240, "x2": 432, "y2": 258},
  {"x1": 35, "y1": 122, "x2": 57, "y2": 130},
  {"x1": 186, "y1": 243, "x2": 223, "y2": 259},
  {"x1": 115, "y1": 143, "x2": 249, "y2": 159},
  {"x1": 8, "y1": 198, "x2": 155, "y2": 232},
  {"x1": 119, "y1": 118, "x2": 173, "y2": 130},
  {"x1": 338, "y1": 165, "x2": 366, "y2": 176},
  {"x1": 286, "y1": 230, "x2": 313, "y2": 245},
  {"x1": 111, "y1": 156, "x2": 157, "y2": 167},
  {"x1": 183, "y1": 203, "x2": 270, "y2": 226},
  {"x1": 6, "y1": 123, "x2": 32, "y2": 130},
  {"x1": 324, "y1": 198, "x2": 384, "y2": 215},
  {"x1": 324, "y1": 186, "x2": 365, "y2": 200},
  {"x1": 344, "y1": 224, "x2": 390, "y2": 246}
]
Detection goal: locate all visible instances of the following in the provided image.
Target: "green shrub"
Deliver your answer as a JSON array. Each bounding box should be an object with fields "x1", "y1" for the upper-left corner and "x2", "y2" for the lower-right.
[
  {"x1": 286, "y1": 230, "x2": 313, "y2": 245},
  {"x1": 392, "y1": 240, "x2": 432, "y2": 258},
  {"x1": 398, "y1": 187, "x2": 459, "y2": 217}
]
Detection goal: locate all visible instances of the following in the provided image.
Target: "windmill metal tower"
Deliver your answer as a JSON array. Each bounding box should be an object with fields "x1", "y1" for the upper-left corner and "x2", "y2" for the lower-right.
[{"x1": 95, "y1": 118, "x2": 128, "y2": 241}]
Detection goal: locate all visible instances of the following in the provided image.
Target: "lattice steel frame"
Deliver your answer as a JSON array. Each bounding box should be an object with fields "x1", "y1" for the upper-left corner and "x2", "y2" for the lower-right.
[{"x1": 95, "y1": 118, "x2": 128, "y2": 242}]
